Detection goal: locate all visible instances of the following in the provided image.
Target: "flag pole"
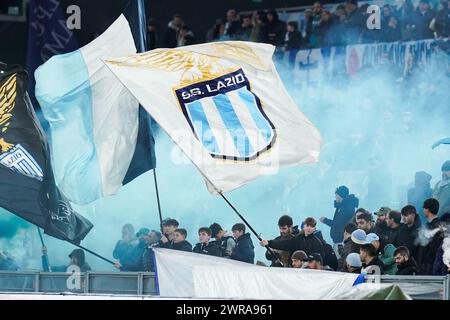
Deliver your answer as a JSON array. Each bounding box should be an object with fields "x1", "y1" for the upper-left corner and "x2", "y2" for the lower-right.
[
  {"x1": 219, "y1": 192, "x2": 285, "y2": 267},
  {"x1": 72, "y1": 243, "x2": 115, "y2": 265},
  {"x1": 135, "y1": 0, "x2": 164, "y2": 229},
  {"x1": 37, "y1": 227, "x2": 52, "y2": 272}
]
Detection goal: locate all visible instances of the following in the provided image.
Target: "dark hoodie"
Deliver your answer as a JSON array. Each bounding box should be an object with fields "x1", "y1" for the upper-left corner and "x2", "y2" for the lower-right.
[
  {"x1": 395, "y1": 216, "x2": 421, "y2": 258},
  {"x1": 172, "y1": 240, "x2": 193, "y2": 252},
  {"x1": 314, "y1": 231, "x2": 338, "y2": 271},
  {"x1": 323, "y1": 194, "x2": 359, "y2": 243},
  {"x1": 193, "y1": 241, "x2": 222, "y2": 257},
  {"x1": 231, "y1": 233, "x2": 255, "y2": 264},
  {"x1": 265, "y1": 9, "x2": 286, "y2": 47},
  {"x1": 44, "y1": 249, "x2": 91, "y2": 272},
  {"x1": 396, "y1": 257, "x2": 418, "y2": 275}
]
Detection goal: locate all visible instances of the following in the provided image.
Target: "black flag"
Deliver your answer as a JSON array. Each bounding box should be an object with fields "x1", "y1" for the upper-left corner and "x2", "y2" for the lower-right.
[{"x1": 0, "y1": 63, "x2": 93, "y2": 244}]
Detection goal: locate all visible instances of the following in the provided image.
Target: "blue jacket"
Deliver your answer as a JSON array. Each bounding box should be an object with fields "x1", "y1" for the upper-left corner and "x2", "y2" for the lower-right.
[
  {"x1": 231, "y1": 233, "x2": 255, "y2": 264},
  {"x1": 323, "y1": 194, "x2": 359, "y2": 243}
]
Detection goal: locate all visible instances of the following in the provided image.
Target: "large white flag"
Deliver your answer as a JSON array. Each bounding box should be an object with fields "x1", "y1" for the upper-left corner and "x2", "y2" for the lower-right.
[{"x1": 105, "y1": 42, "x2": 322, "y2": 193}]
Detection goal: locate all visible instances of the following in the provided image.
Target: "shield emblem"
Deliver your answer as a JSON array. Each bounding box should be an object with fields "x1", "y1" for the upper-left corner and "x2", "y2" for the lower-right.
[{"x1": 175, "y1": 68, "x2": 276, "y2": 161}]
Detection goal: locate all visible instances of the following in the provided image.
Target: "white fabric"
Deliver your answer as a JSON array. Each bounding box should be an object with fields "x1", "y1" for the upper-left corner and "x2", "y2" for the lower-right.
[
  {"x1": 105, "y1": 41, "x2": 322, "y2": 194},
  {"x1": 154, "y1": 248, "x2": 358, "y2": 299}
]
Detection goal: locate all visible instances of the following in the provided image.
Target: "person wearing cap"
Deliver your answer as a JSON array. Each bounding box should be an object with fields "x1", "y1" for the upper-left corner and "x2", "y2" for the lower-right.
[
  {"x1": 407, "y1": 171, "x2": 432, "y2": 224},
  {"x1": 433, "y1": 160, "x2": 450, "y2": 217},
  {"x1": 305, "y1": 253, "x2": 333, "y2": 271},
  {"x1": 291, "y1": 250, "x2": 308, "y2": 268},
  {"x1": 265, "y1": 215, "x2": 296, "y2": 267},
  {"x1": 366, "y1": 232, "x2": 397, "y2": 275},
  {"x1": 395, "y1": 246, "x2": 418, "y2": 275},
  {"x1": 209, "y1": 222, "x2": 236, "y2": 258},
  {"x1": 344, "y1": 252, "x2": 362, "y2": 273},
  {"x1": 374, "y1": 207, "x2": 391, "y2": 245},
  {"x1": 320, "y1": 185, "x2": 359, "y2": 245}
]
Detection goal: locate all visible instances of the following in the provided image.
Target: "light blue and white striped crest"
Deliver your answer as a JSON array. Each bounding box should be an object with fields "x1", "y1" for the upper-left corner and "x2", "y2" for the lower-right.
[
  {"x1": 175, "y1": 68, "x2": 276, "y2": 161},
  {"x1": 0, "y1": 144, "x2": 43, "y2": 181}
]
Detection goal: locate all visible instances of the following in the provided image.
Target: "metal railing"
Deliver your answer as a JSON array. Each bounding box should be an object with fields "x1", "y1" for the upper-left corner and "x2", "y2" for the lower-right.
[{"x1": 0, "y1": 271, "x2": 448, "y2": 299}]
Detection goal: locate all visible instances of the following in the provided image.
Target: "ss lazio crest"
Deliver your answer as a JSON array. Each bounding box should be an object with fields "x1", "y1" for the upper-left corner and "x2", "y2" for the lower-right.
[{"x1": 175, "y1": 68, "x2": 276, "y2": 161}]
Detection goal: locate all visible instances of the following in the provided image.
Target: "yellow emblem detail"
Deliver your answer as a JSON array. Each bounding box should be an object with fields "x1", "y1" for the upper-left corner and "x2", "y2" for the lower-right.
[{"x1": 0, "y1": 73, "x2": 17, "y2": 153}]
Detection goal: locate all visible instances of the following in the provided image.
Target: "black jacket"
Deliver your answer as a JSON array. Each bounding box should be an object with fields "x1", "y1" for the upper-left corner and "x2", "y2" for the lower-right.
[
  {"x1": 265, "y1": 233, "x2": 294, "y2": 267},
  {"x1": 396, "y1": 258, "x2": 418, "y2": 275},
  {"x1": 395, "y1": 218, "x2": 421, "y2": 258},
  {"x1": 374, "y1": 221, "x2": 390, "y2": 246},
  {"x1": 362, "y1": 256, "x2": 385, "y2": 274},
  {"x1": 338, "y1": 237, "x2": 360, "y2": 271},
  {"x1": 172, "y1": 240, "x2": 193, "y2": 252},
  {"x1": 268, "y1": 232, "x2": 324, "y2": 257},
  {"x1": 323, "y1": 194, "x2": 359, "y2": 243},
  {"x1": 314, "y1": 231, "x2": 338, "y2": 271},
  {"x1": 231, "y1": 233, "x2": 255, "y2": 264},
  {"x1": 417, "y1": 217, "x2": 443, "y2": 275},
  {"x1": 193, "y1": 242, "x2": 222, "y2": 257}
]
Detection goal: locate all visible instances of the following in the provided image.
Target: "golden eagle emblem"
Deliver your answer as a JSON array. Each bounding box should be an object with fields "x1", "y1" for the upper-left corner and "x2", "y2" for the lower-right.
[{"x1": 0, "y1": 73, "x2": 16, "y2": 153}]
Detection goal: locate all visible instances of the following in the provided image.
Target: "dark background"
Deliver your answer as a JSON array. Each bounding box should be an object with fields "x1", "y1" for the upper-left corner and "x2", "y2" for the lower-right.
[{"x1": 0, "y1": 0, "x2": 323, "y2": 66}]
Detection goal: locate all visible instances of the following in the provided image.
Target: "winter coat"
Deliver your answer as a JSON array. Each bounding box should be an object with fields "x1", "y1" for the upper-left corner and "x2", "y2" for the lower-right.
[
  {"x1": 231, "y1": 233, "x2": 255, "y2": 264},
  {"x1": 374, "y1": 221, "x2": 390, "y2": 246},
  {"x1": 416, "y1": 217, "x2": 443, "y2": 274},
  {"x1": 268, "y1": 232, "x2": 324, "y2": 258},
  {"x1": 433, "y1": 178, "x2": 450, "y2": 217},
  {"x1": 314, "y1": 231, "x2": 338, "y2": 271},
  {"x1": 396, "y1": 258, "x2": 418, "y2": 275},
  {"x1": 172, "y1": 240, "x2": 193, "y2": 252},
  {"x1": 284, "y1": 31, "x2": 302, "y2": 51},
  {"x1": 432, "y1": 246, "x2": 448, "y2": 275},
  {"x1": 362, "y1": 256, "x2": 385, "y2": 274},
  {"x1": 386, "y1": 224, "x2": 404, "y2": 247},
  {"x1": 193, "y1": 242, "x2": 222, "y2": 257},
  {"x1": 323, "y1": 194, "x2": 359, "y2": 243},
  {"x1": 395, "y1": 218, "x2": 421, "y2": 258},
  {"x1": 215, "y1": 231, "x2": 236, "y2": 258},
  {"x1": 265, "y1": 233, "x2": 294, "y2": 267},
  {"x1": 119, "y1": 240, "x2": 148, "y2": 271},
  {"x1": 265, "y1": 11, "x2": 286, "y2": 47},
  {"x1": 113, "y1": 239, "x2": 138, "y2": 267},
  {"x1": 338, "y1": 237, "x2": 360, "y2": 271}
]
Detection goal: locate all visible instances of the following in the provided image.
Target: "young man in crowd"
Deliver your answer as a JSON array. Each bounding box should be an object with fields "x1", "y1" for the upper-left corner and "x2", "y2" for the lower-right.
[
  {"x1": 44, "y1": 248, "x2": 91, "y2": 272},
  {"x1": 417, "y1": 198, "x2": 442, "y2": 274},
  {"x1": 338, "y1": 222, "x2": 359, "y2": 271},
  {"x1": 114, "y1": 227, "x2": 150, "y2": 271},
  {"x1": 356, "y1": 212, "x2": 375, "y2": 234},
  {"x1": 304, "y1": 253, "x2": 333, "y2": 271},
  {"x1": 209, "y1": 222, "x2": 236, "y2": 258},
  {"x1": 265, "y1": 215, "x2": 296, "y2": 267},
  {"x1": 142, "y1": 230, "x2": 162, "y2": 272},
  {"x1": 394, "y1": 246, "x2": 418, "y2": 275},
  {"x1": 230, "y1": 223, "x2": 255, "y2": 264},
  {"x1": 360, "y1": 243, "x2": 385, "y2": 274},
  {"x1": 374, "y1": 207, "x2": 391, "y2": 245},
  {"x1": 193, "y1": 227, "x2": 222, "y2": 257},
  {"x1": 398, "y1": 205, "x2": 421, "y2": 257},
  {"x1": 171, "y1": 228, "x2": 193, "y2": 252},
  {"x1": 259, "y1": 217, "x2": 324, "y2": 258},
  {"x1": 159, "y1": 218, "x2": 179, "y2": 248},
  {"x1": 290, "y1": 250, "x2": 308, "y2": 268},
  {"x1": 385, "y1": 210, "x2": 403, "y2": 247}
]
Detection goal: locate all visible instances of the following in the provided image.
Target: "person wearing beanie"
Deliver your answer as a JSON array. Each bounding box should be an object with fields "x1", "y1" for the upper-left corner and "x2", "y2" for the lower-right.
[
  {"x1": 41, "y1": 248, "x2": 91, "y2": 272},
  {"x1": 320, "y1": 185, "x2": 359, "y2": 245},
  {"x1": 345, "y1": 252, "x2": 362, "y2": 273},
  {"x1": 433, "y1": 160, "x2": 450, "y2": 217},
  {"x1": 209, "y1": 222, "x2": 236, "y2": 258},
  {"x1": 407, "y1": 171, "x2": 433, "y2": 224},
  {"x1": 291, "y1": 250, "x2": 308, "y2": 268}
]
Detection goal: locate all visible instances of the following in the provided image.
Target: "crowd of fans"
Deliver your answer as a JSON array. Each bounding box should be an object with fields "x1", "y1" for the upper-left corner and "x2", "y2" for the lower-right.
[
  {"x1": 37, "y1": 159, "x2": 446, "y2": 277},
  {"x1": 147, "y1": 0, "x2": 450, "y2": 52}
]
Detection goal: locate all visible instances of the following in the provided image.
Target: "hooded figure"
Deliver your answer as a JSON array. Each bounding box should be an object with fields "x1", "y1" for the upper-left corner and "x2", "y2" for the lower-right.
[
  {"x1": 68, "y1": 249, "x2": 91, "y2": 272},
  {"x1": 407, "y1": 171, "x2": 432, "y2": 223},
  {"x1": 433, "y1": 160, "x2": 450, "y2": 217},
  {"x1": 321, "y1": 186, "x2": 359, "y2": 244},
  {"x1": 265, "y1": 9, "x2": 286, "y2": 47}
]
